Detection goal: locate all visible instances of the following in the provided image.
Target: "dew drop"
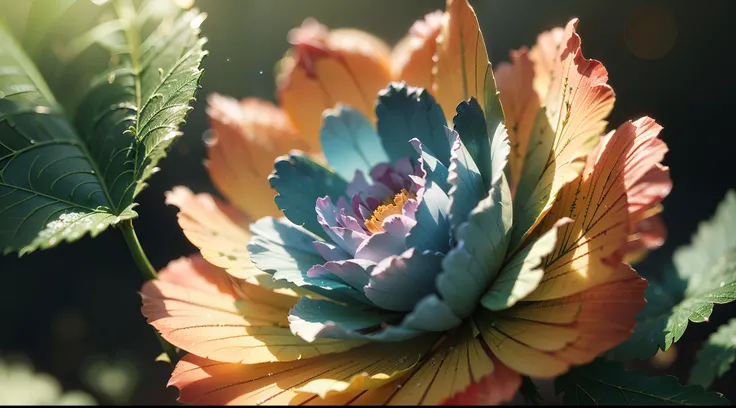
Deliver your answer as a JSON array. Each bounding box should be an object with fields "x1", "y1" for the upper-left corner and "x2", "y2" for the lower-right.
[
  {"x1": 158, "y1": 67, "x2": 164, "y2": 78},
  {"x1": 107, "y1": 72, "x2": 115, "y2": 84},
  {"x1": 202, "y1": 129, "x2": 216, "y2": 146},
  {"x1": 396, "y1": 384, "x2": 402, "y2": 389},
  {"x1": 226, "y1": 58, "x2": 230, "y2": 62},
  {"x1": 720, "y1": 281, "x2": 725, "y2": 288},
  {"x1": 259, "y1": 70, "x2": 264, "y2": 75}
]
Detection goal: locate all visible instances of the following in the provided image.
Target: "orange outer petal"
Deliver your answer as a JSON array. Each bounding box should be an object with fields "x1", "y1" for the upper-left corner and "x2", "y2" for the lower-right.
[
  {"x1": 206, "y1": 95, "x2": 307, "y2": 219},
  {"x1": 390, "y1": 10, "x2": 444, "y2": 91},
  {"x1": 512, "y1": 18, "x2": 616, "y2": 246},
  {"x1": 494, "y1": 47, "x2": 538, "y2": 196},
  {"x1": 166, "y1": 324, "x2": 521, "y2": 406},
  {"x1": 528, "y1": 115, "x2": 667, "y2": 301},
  {"x1": 167, "y1": 336, "x2": 436, "y2": 406},
  {"x1": 141, "y1": 254, "x2": 362, "y2": 365},
  {"x1": 277, "y1": 19, "x2": 392, "y2": 151},
  {"x1": 486, "y1": 262, "x2": 647, "y2": 378},
  {"x1": 441, "y1": 354, "x2": 521, "y2": 406},
  {"x1": 433, "y1": 0, "x2": 492, "y2": 122}
]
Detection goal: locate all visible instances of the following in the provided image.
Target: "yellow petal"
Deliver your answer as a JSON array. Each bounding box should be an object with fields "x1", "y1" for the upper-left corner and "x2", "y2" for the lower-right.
[
  {"x1": 390, "y1": 10, "x2": 444, "y2": 91},
  {"x1": 343, "y1": 324, "x2": 520, "y2": 405},
  {"x1": 168, "y1": 336, "x2": 436, "y2": 405},
  {"x1": 277, "y1": 19, "x2": 392, "y2": 151},
  {"x1": 528, "y1": 117, "x2": 668, "y2": 301},
  {"x1": 141, "y1": 255, "x2": 363, "y2": 364},
  {"x1": 206, "y1": 95, "x2": 307, "y2": 219},
  {"x1": 433, "y1": 0, "x2": 493, "y2": 122},
  {"x1": 478, "y1": 265, "x2": 646, "y2": 377},
  {"x1": 511, "y1": 19, "x2": 616, "y2": 246}
]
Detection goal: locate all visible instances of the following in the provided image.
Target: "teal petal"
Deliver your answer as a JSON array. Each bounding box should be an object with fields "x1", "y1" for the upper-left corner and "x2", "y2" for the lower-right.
[
  {"x1": 446, "y1": 128, "x2": 485, "y2": 231},
  {"x1": 248, "y1": 217, "x2": 370, "y2": 306},
  {"x1": 453, "y1": 97, "x2": 492, "y2": 190},
  {"x1": 270, "y1": 152, "x2": 348, "y2": 240},
  {"x1": 437, "y1": 176, "x2": 513, "y2": 318},
  {"x1": 308, "y1": 259, "x2": 375, "y2": 292},
  {"x1": 405, "y1": 178, "x2": 451, "y2": 253},
  {"x1": 400, "y1": 294, "x2": 463, "y2": 332},
  {"x1": 320, "y1": 105, "x2": 390, "y2": 180},
  {"x1": 410, "y1": 138, "x2": 450, "y2": 193},
  {"x1": 376, "y1": 82, "x2": 450, "y2": 166},
  {"x1": 484, "y1": 69, "x2": 508, "y2": 187},
  {"x1": 489, "y1": 121, "x2": 511, "y2": 190},
  {"x1": 288, "y1": 296, "x2": 461, "y2": 342},
  {"x1": 481, "y1": 223, "x2": 560, "y2": 311},
  {"x1": 289, "y1": 298, "x2": 418, "y2": 342},
  {"x1": 364, "y1": 248, "x2": 443, "y2": 312}
]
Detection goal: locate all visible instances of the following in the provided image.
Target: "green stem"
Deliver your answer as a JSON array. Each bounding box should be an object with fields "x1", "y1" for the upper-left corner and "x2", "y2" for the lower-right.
[
  {"x1": 119, "y1": 219, "x2": 179, "y2": 364},
  {"x1": 120, "y1": 219, "x2": 158, "y2": 280}
]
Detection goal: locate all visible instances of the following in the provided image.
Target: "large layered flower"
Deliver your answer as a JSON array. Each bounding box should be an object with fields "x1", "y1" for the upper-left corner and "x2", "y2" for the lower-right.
[{"x1": 142, "y1": 0, "x2": 672, "y2": 405}]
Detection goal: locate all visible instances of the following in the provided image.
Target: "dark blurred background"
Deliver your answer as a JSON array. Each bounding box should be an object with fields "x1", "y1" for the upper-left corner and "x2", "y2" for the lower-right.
[{"x1": 2, "y1": 0, "x2": 735, "y2": 404}]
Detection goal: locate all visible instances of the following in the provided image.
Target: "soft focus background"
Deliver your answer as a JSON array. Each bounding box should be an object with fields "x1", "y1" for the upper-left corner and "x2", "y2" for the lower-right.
[{"x1": 1, "y1": 0, "x2": 735, "y2": 404}]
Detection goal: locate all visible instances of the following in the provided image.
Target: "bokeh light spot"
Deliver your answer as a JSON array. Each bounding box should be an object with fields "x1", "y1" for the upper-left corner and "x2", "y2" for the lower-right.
[{"x1": 625, "y1": 2, "x2": 678, "y2": 60}]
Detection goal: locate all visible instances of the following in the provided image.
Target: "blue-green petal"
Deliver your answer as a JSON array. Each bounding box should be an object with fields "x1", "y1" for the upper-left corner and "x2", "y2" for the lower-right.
[
  {"x1": 399, "y1": 294, "x2": 463, "y2": 332},
  {"x1": 437, "y1": 175, "x2": 513, "y2": 318},
  {"x1": 288, "y1": 298, "x2": 418, "y2": 342},
  {"x1": 247, "y1": 217, "x2": 369, "y2": 306},
  {"x1": 364, "y1": 248, "x2": 443, "y2": 312},
  {"x1": 481, "y1": 222, "x2": 560, "y2": 311},
  {"x1": 405, "y1": 178, "x2": 451, "y2": 253},
  {"x1": 376, "y1": 82, "x2": 450, "y2": 166},
  {"x1": 288, "y1": 296, "x2": 462, "y2": 342},
  {"x1": 410, "y1": 137, "x2": 450, "y2": 193},
  {"x1": 446, "y1": 128, "x2": 485, "y2": 231},
  {"x1": 269, "y1": 152, "x2": 348, "y2": 240},
  {"x1": 453, "y1": 97, "x2": 492, "y2": 190},
  {"x1": 320, "y1": 105, "x2": 390, "y2": 180}
]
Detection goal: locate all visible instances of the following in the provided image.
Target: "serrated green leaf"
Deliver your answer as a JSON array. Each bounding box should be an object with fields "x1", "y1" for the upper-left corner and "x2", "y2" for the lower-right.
[
  {"x1": 0, "y1": 0, "x2": 206, "y2": 255},
  {"x1": 674, "y1": 191, "x2": 736, "y2": 282},
  {"x1": 608, "y1": 191, "x2": 736, "y2": 360},
  {"x1": 690, "y1": 318, "x2": 736, "y2": 388},
  {"x1": 555, "y1": 358, "x2": 729, "y2": 405}
]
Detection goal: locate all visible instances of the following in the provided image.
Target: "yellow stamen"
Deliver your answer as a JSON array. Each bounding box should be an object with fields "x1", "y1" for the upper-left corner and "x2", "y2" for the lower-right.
[{"x1": 365, "y1": 189, "x2": 416, "y2": 234}]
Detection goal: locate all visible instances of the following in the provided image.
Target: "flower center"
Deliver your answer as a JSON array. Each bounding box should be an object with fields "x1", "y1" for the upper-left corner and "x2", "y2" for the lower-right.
[{"x1": 364, "y1": 189, "x2": 416, "y2": 234}]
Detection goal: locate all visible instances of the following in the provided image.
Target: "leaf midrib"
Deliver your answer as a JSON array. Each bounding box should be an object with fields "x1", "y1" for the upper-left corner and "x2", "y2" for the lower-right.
[{"x1": 0, "y1": 26, "x2": 119, "y2": 215}]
